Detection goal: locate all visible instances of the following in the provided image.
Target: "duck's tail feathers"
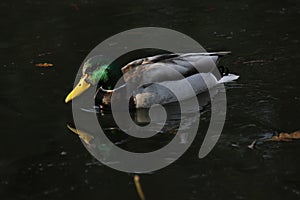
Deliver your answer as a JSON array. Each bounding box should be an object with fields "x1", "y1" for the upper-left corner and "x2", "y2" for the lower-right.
[{"x1": 217, "y1": 74, "x2": 239, "y2": 84}]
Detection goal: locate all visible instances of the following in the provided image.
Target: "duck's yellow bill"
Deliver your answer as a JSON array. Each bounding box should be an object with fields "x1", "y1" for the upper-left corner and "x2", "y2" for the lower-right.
[{"x1": 65, "y1": 75, "x2": 91, "y2": 103}]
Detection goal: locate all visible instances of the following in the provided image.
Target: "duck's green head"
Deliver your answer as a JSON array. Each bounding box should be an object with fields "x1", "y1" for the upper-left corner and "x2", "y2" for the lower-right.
[{"x1": 65, "y1": 56, "x2": 111, "y2": 103}]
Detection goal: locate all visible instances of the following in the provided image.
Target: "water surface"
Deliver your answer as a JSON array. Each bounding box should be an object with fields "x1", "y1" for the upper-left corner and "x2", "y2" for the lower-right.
[{"x1": 1, "y1": 0, "x2": 300, "y2": 199}]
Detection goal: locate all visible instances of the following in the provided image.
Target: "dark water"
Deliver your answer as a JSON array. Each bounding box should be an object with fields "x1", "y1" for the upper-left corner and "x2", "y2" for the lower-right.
[{"x1": 1, "y1": 0, "x2": 300, "y2": 199}]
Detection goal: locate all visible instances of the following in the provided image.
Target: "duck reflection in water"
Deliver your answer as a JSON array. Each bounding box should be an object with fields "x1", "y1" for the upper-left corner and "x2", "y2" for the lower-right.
[{"x1": 67, "y1": 86, "x2": 220, "y2": 162}]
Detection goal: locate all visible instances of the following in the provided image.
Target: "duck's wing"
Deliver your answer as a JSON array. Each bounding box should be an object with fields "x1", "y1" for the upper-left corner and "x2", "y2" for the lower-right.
[
  {"x1": 121, "y1": 52, "x2": 230, "y2": 84},
  {"x1": 121, "y1": 53, "x2": 178, "y2": 75}
]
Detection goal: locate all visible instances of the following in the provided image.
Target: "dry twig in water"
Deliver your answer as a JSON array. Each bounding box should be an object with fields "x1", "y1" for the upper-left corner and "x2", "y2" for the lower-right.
[{"x1": 134, "y1": 175, "x2": 146, "y2": 200}]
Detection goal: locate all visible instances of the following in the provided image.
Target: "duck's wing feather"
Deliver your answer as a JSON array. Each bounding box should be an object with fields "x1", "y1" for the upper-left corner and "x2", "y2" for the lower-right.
[
  {"x1": 121, "y1": 53, "x2": 178, "y2": 75},
  {"x1": 121, "y1": 52, "x2": 230, "y2": 84}
]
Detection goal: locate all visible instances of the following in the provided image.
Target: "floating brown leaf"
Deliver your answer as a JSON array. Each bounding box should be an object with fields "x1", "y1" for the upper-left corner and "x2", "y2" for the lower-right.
[
  {"x1": 270, "y1": 131, "x2": 300, "y2": 142},
  {"x1": 35, "y1": 63, "x2": 53, "y2": 67}
]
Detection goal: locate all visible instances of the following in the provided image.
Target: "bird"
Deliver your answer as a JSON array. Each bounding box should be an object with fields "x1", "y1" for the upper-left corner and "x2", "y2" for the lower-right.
[{"x1": 65, "y1": 52, "x2": 239, "y2": 109}]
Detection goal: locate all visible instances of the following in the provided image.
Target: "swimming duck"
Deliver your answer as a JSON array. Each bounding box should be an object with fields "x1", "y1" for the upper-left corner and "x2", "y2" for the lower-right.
[{"x1": 65, "y1": 52, "x2": 239, "y2": 109}]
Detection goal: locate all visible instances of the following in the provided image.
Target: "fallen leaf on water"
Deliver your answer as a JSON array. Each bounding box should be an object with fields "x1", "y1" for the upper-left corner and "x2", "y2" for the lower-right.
[
  {"x1": 67, "y1": 124, "x2": 94, "y2": 145},
  {"x1": 35, "y1": 63, "x2": 54, "y2": 67},
  {"x1": 270, "y1": 131, "x2": 300, "y2": 142}
]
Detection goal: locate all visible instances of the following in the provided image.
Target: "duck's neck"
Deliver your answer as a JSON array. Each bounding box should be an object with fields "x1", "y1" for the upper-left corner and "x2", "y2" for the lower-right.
[
  {"x1": 95, "y1": 84, "x2": 136, "y2": 110},
  {"x1": 97, "y1": 65, "x2": 123, "y2": 90}
]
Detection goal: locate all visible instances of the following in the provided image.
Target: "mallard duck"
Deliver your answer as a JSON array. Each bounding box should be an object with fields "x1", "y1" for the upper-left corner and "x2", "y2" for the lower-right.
[{"x1": 65, "y1": 52, "x2": 239, "y2": 109}]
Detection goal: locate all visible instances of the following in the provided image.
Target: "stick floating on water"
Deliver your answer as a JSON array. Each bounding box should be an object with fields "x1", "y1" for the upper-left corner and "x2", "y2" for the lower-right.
[{"x1": 134, "y1": 175, "x2": 146, "y2": 200}]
